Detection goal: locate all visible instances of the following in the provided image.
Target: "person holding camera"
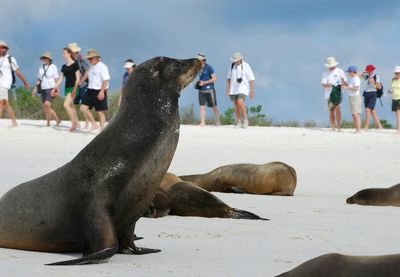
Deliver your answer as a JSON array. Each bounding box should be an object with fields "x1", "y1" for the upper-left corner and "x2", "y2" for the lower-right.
[
  {"x1": 361, "y1": 64, "x2": 383, "y2": 130},
  {"x1": 226, "y1": 52, "x2": 255, "y2": 128},
  {"x1": 195, "y1": 53, "x2": 220, "y2": 126}
]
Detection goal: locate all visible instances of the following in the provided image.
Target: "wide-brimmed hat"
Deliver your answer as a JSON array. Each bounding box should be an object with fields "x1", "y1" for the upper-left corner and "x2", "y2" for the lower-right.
[
  {"x1": 365, "y1": 64, "x2": 376, "y2": 72},
  {"x1": 0, "y1": 41, "x2": 9, "y2": 49},
  {"x1": 231, "y1": 52, "x2": 244, "y2": 62},
  {"x1": 196, "y1": 53, "x2": 206, "y2": 61},
  {"x1": 86, "y1": 49, "x2": 101, "y2": 59},
  {"x1": 40, "y1": 52, "x2": 53, "y2": 61},
  {"x1": 67, "y1": 42, "x2": 81, "y2": 53},
  {"x1": 324, "y1": 57, "x2": 339, "y2": 68},
  {"x1": 394, "y1": 66, "x2": 400, "y2": 74},
  {"x1": 124, "y1": 60, "x2": 136, "y2": 69}
]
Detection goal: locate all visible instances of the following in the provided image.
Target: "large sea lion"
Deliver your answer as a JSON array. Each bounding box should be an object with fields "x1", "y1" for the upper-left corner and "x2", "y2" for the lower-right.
[
  {"x1": 180, "y1": 162, "x2": 297, "y2": 196},
  {"x1": 276, "y1": 253, "x2": 400, "y2": 277},
  {"x1": 145, "y1": 173, "x2": 268, "y2": 220},
  {"x1": 346, "y1": 184, "x2": 400, "y2": 207},
  {"x1": 0, "y1": 57, "x2": 200, "y2": 265}
]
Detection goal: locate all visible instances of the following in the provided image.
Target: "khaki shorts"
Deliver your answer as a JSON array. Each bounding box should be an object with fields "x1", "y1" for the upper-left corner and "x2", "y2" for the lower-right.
[
  {"x1": 349, "y1": 94, "x2": 362, "y2": 115},
  {"x1": 0, "y1": 86, "x2": 9, "y2": 101},
  {"x1": 230, "y1": 93, "x2": 246, "y2": 101}
]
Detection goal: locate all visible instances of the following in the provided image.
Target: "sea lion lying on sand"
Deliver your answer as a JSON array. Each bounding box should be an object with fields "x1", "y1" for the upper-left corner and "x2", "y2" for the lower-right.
[
  {"x1": 145, "y1": 173, "x2": 268, "y2": 220},
  {"x1": 276, "y1": 253, "x2": 400, "y2": 277},
  {"x1": 346, "y1": 184, "x2": 400, "y2": 207},
  {"x1": 180, "y1": 162, "x2": 297, "y2": 196}
]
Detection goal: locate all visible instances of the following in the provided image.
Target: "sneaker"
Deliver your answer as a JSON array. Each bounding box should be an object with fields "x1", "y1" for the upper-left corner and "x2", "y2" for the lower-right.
[
  {"x1": 235, "y1": 120, "x2": 242, "y2": 128},
  {"x1": 242, "y1": 119, "x2": 249, "y2": 129}
]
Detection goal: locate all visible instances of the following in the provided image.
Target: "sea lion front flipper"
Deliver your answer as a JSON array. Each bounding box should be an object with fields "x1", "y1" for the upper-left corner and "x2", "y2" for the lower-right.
[
  {"x1": 46, "y1": 246, "x2": 118, "y2": 265},
  {"x1": 228, "y1": 186, "x2": 247, "y2": 193},
  {"x1": 118, "y1": 223, "x2": 161, "y2": 255},
  {"x1": 230, "y1": 209, "x2": 269, "y2": 221},
  {"x1": 120, "y1": 246, "x2": 161, "y2": 255}
]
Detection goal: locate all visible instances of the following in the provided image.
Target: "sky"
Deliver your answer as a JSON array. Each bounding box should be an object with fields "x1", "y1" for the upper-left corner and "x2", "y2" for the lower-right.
[{"x1": 3, "y1": 0, "x2": 400, "y2": 124}]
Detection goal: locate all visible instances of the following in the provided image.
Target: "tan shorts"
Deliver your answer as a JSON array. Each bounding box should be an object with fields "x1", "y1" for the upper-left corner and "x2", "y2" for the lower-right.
[
  {"x1": 349, "y1": 94, "x2": 362, "y2": 115},
  {"x1": 0, "y1": 86, "x2": 9, "y2": 101}
]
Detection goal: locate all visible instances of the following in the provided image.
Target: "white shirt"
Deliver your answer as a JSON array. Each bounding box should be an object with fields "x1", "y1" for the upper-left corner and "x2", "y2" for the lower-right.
[
  {"x1": 227, "y1": 61, "x2": 255, "y2": 96},
  {"x1": 0, "y1": 54, "x2": 19, "y2": 90},
  {"x1": 346, "y1": 76, "x2": 361, "y2": 97},
  {"x1": 37, "y1": 64, "x2": 59, "y2": 90},
  {"x1": 88, "y1": 61, "x2": 110, "y2": 90},
  {"x1": 321, "y1": 67, "x2": 347, "y2": 99}
]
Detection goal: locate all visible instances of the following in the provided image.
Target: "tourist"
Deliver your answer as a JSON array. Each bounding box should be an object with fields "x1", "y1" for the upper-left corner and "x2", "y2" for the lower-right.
[
  {"x1": 361, "y1": 64, "x2": 383, "y2": 130},
  {"x1": 342, "y1": 65, "x2": 362, "y2": 133}
]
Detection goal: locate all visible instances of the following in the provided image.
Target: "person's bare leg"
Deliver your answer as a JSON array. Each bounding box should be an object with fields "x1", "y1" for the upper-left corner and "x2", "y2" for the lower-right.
[
  {"x1": 64, "y1": 94, "x2": 78, "y2": 131},
  {"x1": 329, "y1": 109, "x2": 335, "y2": 131},
  {"x1": 364, "y1": 108, "x2": 371, "y2": 130},
  {"x1": 48, "y1": 102, "x2": 60, "y2": 126},
  {"x1": 371, "y1": 110, "x2": 383, "y2": 129},
  {"x1": 199, "y1": 105, "x2": 206, "y2": 126},
  {"x1": 233, "y1": 100, "x2": 241, "y2": 127},
  {"x1": 0, "y1": 100, "x2": 4, "y2": 119},
  {"x1": 43, "y1": 102, "x2": 51, "y2": 126},
  {"x1": 335, "y1": 106, "x2": 341, "y2": 131},
  {"x1": 237, "y1": 99, "x2": 247, "y2": 120},
  {"x1": 97, "y1": 111, "x2": 106, "y2": 130},
  {"x1": 212, "y1": 106, "x2": 221, "y2": 126},
  {"x1": 5, "y1": 101, "x2": 18, "y2": 127},
  {"x1": 396, "y1": 110, "x2": 400, "y2": 134},
  {"x1": 352, "y1": 113, "x2": 361, "y2": 134},
  {"x1": 81, "y1": 105, "x2": 98, "y2": 132}
]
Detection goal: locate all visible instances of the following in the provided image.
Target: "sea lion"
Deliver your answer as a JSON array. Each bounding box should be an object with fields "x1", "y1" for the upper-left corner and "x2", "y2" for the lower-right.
[
  {"x1": 144, "y1": 173, "x2": 268, "y2": 220},
  {"x1": 276, "y1": 253, "x2": 400, "y2": 277},
  {"x1": 346, "y1": 184, "x2": 400, "y2": 207},
  {"x1": 0, "y1": 57, "x2": 200, "y2": 265},
  {"x1": 180, "y1": 162, "x2": 297, "y2": 196}
]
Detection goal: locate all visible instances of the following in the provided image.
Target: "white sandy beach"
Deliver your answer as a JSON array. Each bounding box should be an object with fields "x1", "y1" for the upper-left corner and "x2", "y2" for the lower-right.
[{"x1": 0, "y1": 119, "x2": 399, "y2": 276}]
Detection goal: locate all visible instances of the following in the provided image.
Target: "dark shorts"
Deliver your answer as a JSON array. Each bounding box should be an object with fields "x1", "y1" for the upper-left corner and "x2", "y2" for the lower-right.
[
  {"x1": 230, "y1": 94, "x2": 246, "y2": 101},
  {"x1": 40, "y1": 89, "x2": 55, "y2": 104},
  {"x1": 82, "y1": 88, "x2": 108, "y2": 111},
  {"x1": 392, "y1": 99, "x2": 400, "y2": 112},
  {"x1": 198, "y1": 88, "x2": 217, "y2": 107},
  {"x1": 74, "y1": 85, "x2": 88, "y2": 105},
  {"x1": 363, "y1": 91, "x2": 377, "y2": 110}
]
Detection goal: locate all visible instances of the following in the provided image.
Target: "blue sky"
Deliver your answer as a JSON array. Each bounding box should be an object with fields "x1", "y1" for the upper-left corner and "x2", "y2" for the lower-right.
[{"x1": 3, "y1": 0, "x2": 400, "y2": 124}]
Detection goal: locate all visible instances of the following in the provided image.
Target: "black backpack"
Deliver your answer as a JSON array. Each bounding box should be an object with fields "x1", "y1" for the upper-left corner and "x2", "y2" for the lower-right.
[{"x1": 7, "y1": 55, "x2": 16, "y2": 88}]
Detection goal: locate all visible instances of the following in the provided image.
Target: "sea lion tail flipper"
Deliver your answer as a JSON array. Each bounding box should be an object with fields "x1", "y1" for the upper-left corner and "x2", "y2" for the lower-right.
[
  {"x1": 231, "y1": 209, "x2": 269, "y2": 221},
  {"x1": 46, "y1": 246, "x2": 118, "y2": 266}
]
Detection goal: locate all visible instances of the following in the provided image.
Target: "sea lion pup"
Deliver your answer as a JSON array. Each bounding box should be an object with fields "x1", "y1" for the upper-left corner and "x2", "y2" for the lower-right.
[
  {"x1": 144, "y1": 173, "x2": 268, "y2": 220},
  {"x1": 346, "y1": 184, "x2": 400, "y2": 207},
  {"x1": 276, "y1": 253, "x2": 400, "y2": 277},
  {"x1": 0, "y1": 57, "x2": 200, "y2": 265},
  {"x1": 180, "y1": 162, "x2": 297, "y2": 196}
]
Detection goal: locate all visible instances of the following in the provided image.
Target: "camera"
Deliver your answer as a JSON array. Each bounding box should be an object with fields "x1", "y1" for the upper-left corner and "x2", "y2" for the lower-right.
[
  {"x1": 195, "y1": 81, "x2": 202, "y2": 90},
  {"x1": 237, "y1": 78, "x2": 243, "y2": 83}
]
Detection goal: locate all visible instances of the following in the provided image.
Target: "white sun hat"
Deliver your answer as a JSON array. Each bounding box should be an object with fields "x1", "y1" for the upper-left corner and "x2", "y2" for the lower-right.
[
  {"x1": 394, "y1": 66, "x2": 400, "y2": 73},
  {"x1": 67, "y1": 42, "x2": 82, "y2": 53},
  {"x1": 196, "y1": 53, "x2": 206, "y2": 61},
  {"x1": 324, "y1": 57, "x2": 339, "y2": 68},
  {"x1": 124, "y1": 61, "x2": 135, "y2": 69},
  {"x1": 230, "y1": 52, "x2": 244, "y2": 62},
  {"x1": 0, "y1": 41, "x2": 9, "y2": 49}
]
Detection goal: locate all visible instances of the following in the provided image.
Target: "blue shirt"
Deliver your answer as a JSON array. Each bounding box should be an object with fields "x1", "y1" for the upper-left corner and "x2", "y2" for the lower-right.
[
  {"x1": 122, "y1": 72, "x2": 129, "y2": 87},
  {"x1": 198, "y1": 63, "x2": 215, "y2": 91}
]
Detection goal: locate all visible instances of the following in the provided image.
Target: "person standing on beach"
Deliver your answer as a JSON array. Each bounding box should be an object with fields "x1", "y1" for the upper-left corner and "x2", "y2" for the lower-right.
[
  {"x1": 68, "y1": 42, "x2": 91, "y2": 129},
  {"x1": 0, "y1": 41, "x2": 30, "y2": 127},
  {"x1": 118, "y1": 59, "x2": 136, "y2": 106},
  {"x1": 79, "y1": 49, "x2": 110, "y2": 131},
  {"x1": 361, "y1": 64, "x2": 383, "y2": 130},
  {"x1": 34, "y1": 52, "x2": 61, "y2": 127},
  {"x1": 53, "y1": 47, "x2": 80, "y2": 131},
  {"x1": 390, "y1": 66, "x2": 400, "y2": 134},
  {"x1": 321, "y1": 57, "x2": 346, "y2": 132},
  {"x1": 226, "y1": 52, "x2": 255, "y2": 128},
  {"x1": 196, "y1": 53, "x2": 220, "y2": 126},
  {"x1": 342, "y1": 65, "x2": 362, "y2": 134}
]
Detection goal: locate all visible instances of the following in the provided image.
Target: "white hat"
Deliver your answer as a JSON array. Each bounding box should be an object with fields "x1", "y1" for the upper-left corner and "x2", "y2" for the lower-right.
[
  {"x1": 394, "y1": 66, "x2": 400, "y2": 73},
  {"x1": 0, "y1": 41, "x2": 9, "y2": 49},
  {"x1": 231, "y1": 52, "x2": 244, "y2": 62},
  {"x1": 124, "y1": 61, "x2": 135, "y2": 68},
  {"x1": 40, "y1": 51, "x2": 53, "y2": 61},
  {"x1": 68, "y1": 42, "x2": 81, "y2": 53},
  {"x1": 324, "y1": 57, "x2": 339, "y2": 68},
  {"x1": 196, "y1": 53, "x2": 206, "y2": 61}
]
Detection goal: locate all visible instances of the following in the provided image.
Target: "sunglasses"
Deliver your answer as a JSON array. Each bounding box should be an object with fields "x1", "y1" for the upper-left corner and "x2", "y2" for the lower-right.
[{"x1": 0, "y1": 46, "x2": 7, "y2": 50}]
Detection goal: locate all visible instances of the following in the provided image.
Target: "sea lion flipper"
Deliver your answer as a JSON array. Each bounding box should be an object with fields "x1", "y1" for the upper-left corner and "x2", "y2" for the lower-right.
[
  {"x1": 231, "y1": 209, "x2": 269, "y2": 221},
  {"x1": 120, "y1": 246, "x2": 161, "y2": 255},
  {"x1": 46, "y1": 246, "x2": 118, "y2": 266},
  {"x1": 228, "y1": 186, "x2": 247, "y2": 194}
]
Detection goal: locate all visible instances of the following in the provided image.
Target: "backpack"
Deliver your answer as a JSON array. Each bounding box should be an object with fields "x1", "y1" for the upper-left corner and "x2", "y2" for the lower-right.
[
  {"x1": 7, "y1": 55, "x2": 16, "y2": 88},
  {"x1": 329, "y1": 85, "x2": 342, "y2": 107},
  {"x1": 365, "y1": 75, "x2": 383, "y2": 98}
]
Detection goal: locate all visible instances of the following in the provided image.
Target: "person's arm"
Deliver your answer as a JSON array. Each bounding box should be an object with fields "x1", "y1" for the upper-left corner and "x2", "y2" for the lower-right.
[
  {"x1": 79, "y1": 71, "x2": 89, "y2": 86},
  {"x1": 226, "y1": 79, "x2": 231, "y2": 96},
  {"x1": 97, "y1": 80, "x2": 109, "y2": 101},
  {"x1": 72, "y1": 70, "x2": 81, "y2": 98},
  {"x1": 14, "y1": 69, "x2": 29, "y2": 89},
  {"x1": 53, "y1": 73, "x2": 64, "y2": 93},
  {"x1": 249, "y1": 80, "x2": 255, "y2": 99},
  {"x1": 199, "y1": 73, "x2": 217, "y2": 87}
]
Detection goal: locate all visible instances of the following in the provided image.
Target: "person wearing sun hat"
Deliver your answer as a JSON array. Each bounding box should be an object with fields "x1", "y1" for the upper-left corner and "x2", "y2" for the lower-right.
[
  {"x1": 0, "y1": 40, "x2": 30, "y2": 127},
  {"x1": 79, "y1": 49, "x2": 110, "y2": 131},
  {"x1": 342, "y1": 65, "x2": 362, "y2": 133},
  {"x1": 390, "y1": 66, "x2": 400, "y2": 134},
  {"x1": 118, "y1": 58, "x2": 136, "y2": 106},
  {"x1": 226, "y1": 52, "x2": 255, "y2": 129},
  {"x1": 34, "y1": 51, "x2": 61, "y2": 127},
  {"x1": 361, "y1": 64, "x2": 383, "y2": 130},
  {"x1": 321, "y1": 56, "x2": 347, "y2": 132},
  {"x1": 195, "y1": 53, "x2": 221, "y2": 126}
]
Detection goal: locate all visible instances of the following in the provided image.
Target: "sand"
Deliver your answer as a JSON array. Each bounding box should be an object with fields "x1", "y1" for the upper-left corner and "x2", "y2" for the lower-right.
[{"x1": 0, "y1": 119, "x2": 399, "y2": 276}]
